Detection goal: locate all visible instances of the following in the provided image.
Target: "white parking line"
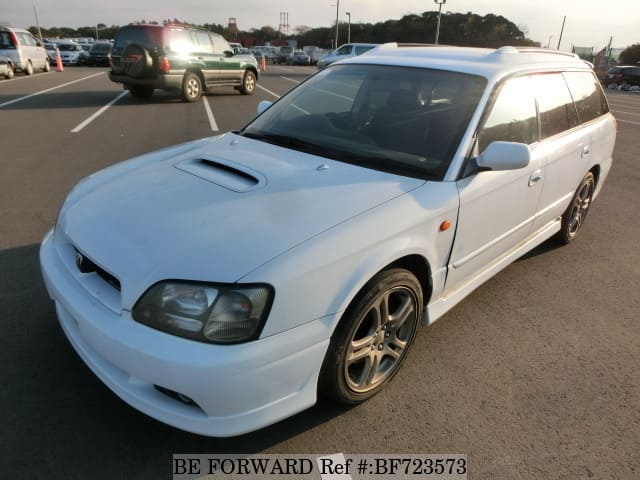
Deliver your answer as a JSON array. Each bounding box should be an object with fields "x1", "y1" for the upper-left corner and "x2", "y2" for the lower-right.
[
  {"x1": 257, "y1": 84, "x2": 281, "y2": 98},
  {"x1": 0, "y1": 72, "x2": 104, "y2": 109},
  {"x1": 617, "y1": 118, "x2": 640, "y2": 125},
  {"x1": 280, "y1": 76, "x2": 300, "y2": 84},
  {"x1": 71, "y1": 90, "x2": 129, "y2": 133},
  {"x1": 202, "y1": 97, "x2": 219, "y2": 132},
  {"x1": 0, "y1": 71, "x2": 53, "y2": 84},
  {"x1": 612, "y1": 109, "x2": 640, "y2": 116}
]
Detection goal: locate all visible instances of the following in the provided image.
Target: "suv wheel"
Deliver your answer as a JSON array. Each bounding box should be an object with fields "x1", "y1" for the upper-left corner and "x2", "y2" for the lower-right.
[
  {"x1": 240, "y1": 71, "x2": 256, "y2": 95},
  {"x1": 4, "y1": 63, "x2": 14, "y2": 79},
  {"x1": 182, "y1": 72, "x2": 202, "y2": 102},
  {"x1": 129, "y1": 85, "x2": 154, "y2": 100},
  {"x1": 25, "y1": 61, "x2": 34, "y2": 75},
  {"x1": 43, "y1": 60, "x2": 50, "y2": 72}
]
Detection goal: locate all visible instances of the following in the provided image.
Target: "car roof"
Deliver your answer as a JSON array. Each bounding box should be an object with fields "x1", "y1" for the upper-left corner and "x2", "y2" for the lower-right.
[{"x1": 342, "y1": 44, "x2": 591, "y2": 81}]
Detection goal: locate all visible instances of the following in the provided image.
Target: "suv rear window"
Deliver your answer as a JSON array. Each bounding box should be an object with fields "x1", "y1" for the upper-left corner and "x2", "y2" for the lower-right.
[
  {"x1": 563, "y1": 71, "x2": 608, "y2": 124},
  {"x1": 0, "y1": 31, "x2": 17, "y2": 49},
  {"x1": 112, "y1": 26, "x2": 162, "y2": 55}
]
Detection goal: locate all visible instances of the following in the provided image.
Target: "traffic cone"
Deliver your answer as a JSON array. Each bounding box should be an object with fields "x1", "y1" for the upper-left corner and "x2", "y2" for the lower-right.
[
  {"x1": 55, "y1": 48, "x2": 64, "y2": 72},
  {"x1": 260, "y1": 55, "x2": 266, "y2": 72}
]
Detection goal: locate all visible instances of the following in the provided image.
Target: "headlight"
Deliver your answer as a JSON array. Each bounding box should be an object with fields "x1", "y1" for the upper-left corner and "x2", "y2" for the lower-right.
[{"x1": 132, "y1": 281, "x2": 274, "y2": 344}]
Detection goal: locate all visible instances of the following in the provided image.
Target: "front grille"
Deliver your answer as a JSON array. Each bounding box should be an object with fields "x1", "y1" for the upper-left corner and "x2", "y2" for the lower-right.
[{"x1": 74, "y1": 248, "x2": 121, "y2": 291}]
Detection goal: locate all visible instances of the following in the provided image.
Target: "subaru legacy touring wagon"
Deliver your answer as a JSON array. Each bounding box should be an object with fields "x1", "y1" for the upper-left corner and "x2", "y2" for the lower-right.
[{"x1": 40, "y1": 45, "x2": 615, "y2": 436}]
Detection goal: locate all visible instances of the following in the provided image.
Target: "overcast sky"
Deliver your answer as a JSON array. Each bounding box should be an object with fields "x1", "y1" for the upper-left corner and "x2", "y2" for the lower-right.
[{"x1": 2, "y1": 1, "x2": 637, "y2": 50}]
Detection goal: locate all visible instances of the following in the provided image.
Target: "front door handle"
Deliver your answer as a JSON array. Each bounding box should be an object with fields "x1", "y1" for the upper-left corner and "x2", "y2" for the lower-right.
[
  {"x1": 582, "y1": 145, "x2": 591, "y2": 158},
  {"x1": 528, "y1": 170, "x2": 543, "y2": 187}
]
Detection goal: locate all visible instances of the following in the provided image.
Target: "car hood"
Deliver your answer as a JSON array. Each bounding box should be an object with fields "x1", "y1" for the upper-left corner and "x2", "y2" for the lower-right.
[{"x1": 58, "y1": 134, "x2": 424, "y2": 309}]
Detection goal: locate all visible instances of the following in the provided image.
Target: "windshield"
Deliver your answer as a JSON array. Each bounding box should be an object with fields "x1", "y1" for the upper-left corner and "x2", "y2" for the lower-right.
[
  {"x1": 58, "y1": 44, "x2": 79, "y2": 51},
  {"x1": 241, "y1": 64, "x2": 486, "y2": 180}
]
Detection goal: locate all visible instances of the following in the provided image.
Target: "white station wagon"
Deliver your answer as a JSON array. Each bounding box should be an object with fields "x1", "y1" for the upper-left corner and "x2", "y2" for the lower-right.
[{"x1": 40, "y1": 45, "x2": 616, "y2": 436}]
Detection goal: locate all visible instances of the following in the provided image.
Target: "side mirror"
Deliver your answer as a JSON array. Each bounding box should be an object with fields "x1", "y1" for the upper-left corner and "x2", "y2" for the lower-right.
[
  {"x1": 223, "y1": 50, "x2": 234, "y2": 57},
  {"x1": 257, "y1": 100, "x2": 272, "y2": 115},
  {"x1": 476, "y1": 141, "x2": 531, "y2": 171}
]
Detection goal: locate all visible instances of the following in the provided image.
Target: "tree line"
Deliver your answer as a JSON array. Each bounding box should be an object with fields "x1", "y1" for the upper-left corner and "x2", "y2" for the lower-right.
[{"x1": 28, "y1": 10, "x2": 539, "y2": 48}]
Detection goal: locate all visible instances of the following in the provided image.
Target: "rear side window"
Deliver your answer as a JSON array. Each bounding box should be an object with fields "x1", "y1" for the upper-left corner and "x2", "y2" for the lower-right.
[
  {"x1": 478, "y1": 76, "x2": 538, "y2": 152},
  {"x1": 532, "y1": 73, "x2": 579, "y2": 139},
  {"x1": 563, "y1": 71, "x2": 608, "y2": 123}
]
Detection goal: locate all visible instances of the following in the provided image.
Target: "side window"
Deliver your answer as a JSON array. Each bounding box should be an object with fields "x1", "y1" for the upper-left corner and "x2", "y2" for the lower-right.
[
  {"x1": 336, "y1": 45, "x2": 351, "y2": 55},
  {"x1": 354, "y1": 46, "x2": 374, "y2": 55},
  {"x1": 563, "y1": 71, "x2": 608, "y2": 123},
  {"x1": 17, "y1": 32, "x2": 33, "y2": 46},
  {"x1": 532, "y1": 73, "x2": 579, "y2": 139},
  {"x1": 211, "y1": 35, "x2": 228, "y2": 55},
  {"x1": 194, "y1": 31, "x2": 213, "y2": 54},
  {"x1": 478, "y1": 76, "x2": 538, "y2": 153}
]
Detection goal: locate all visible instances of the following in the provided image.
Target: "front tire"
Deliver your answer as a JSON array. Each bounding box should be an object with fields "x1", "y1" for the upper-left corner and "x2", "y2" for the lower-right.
[
  {"x1": 43, "y1": 60, "x2": 50, "y2": 72},
  {"x1": 182, "y1": 72, "x2": 202, "y2": 102},
  {"x1": 4, "y1": 64, "x2": 14, "y2": 79},
  {"x1": 557, "y1": 172, "x2": 596, "y2": 244},
  {"x1": 320, "y1": 268, "x2": 423, "y2": 404},
  {"x1": 240, "y1": 71, "x2": 256, "y2": 95},
  {"x1": 25, "y1": 61, "x2": 34, "y2": 75}
]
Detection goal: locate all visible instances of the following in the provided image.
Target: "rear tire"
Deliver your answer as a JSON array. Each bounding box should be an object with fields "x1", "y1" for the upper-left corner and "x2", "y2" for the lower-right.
[
  {"x1": 129, "y1": 85, "x2": 154, "y2": 100},
  {"x1": 4, "y1": 64, "x2": 14, "y2": 79},
  {"x1": 557, "y1": 172, "x2": 596, "y2": 244},
  {"x1": 181, "y1": 72, "x2": 202, "y2": 102},
  {"x1": 240, "y1": 71, "x2": 256, "y2": 95}
]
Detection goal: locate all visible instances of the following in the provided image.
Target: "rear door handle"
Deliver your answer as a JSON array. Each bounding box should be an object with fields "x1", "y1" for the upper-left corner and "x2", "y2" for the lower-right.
[
  {"x1": 528, "y1": 170, "x2": 543, "y2": 187},
  {"x1": 582, "y1": 145, "x2": 591, "y2": 157}
]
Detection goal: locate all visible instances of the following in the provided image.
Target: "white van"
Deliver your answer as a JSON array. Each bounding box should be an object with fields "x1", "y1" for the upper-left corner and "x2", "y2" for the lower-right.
[{"x1": 0, "y1": 27, "x2": 49, "y2": 75}]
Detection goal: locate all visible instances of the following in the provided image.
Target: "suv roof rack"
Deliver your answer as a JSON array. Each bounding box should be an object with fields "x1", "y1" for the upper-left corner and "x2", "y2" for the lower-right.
[{"x1": 493, "y1": 46, "x2": 578, "y2": 59}]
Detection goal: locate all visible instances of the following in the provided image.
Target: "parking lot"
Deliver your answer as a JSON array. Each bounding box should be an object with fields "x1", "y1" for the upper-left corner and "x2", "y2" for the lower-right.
[{"x1": 1, "y1": 67, "x2": 638, "y2": 479}]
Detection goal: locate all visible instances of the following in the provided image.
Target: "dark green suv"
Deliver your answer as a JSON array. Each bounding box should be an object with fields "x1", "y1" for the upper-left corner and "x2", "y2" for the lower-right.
[{"x1": 109, "y1": 24, "x2": 259, "y2": 102}]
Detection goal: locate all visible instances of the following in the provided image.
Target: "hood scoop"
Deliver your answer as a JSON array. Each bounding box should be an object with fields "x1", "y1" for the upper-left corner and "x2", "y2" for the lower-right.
[{"x1": 174, "y1": 156, "x2": 266, "y2": 192}]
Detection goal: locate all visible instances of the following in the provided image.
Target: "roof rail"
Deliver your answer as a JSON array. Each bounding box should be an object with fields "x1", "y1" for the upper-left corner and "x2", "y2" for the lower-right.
[{"x1": 494, "y1": 46, "x2": 578, "y2": 59}]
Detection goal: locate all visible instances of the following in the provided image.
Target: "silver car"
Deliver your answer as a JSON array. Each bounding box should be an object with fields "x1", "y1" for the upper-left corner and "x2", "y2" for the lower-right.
[
  {"x1": 0, "y1": 27, "x2": 49, "y2": 75},
  {"x1": 317, "y1": 43, "x2": 378, "y2": 69}
]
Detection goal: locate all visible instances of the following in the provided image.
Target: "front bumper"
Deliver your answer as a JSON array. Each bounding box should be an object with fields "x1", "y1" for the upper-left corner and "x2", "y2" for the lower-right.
[{"x1": 40, "y1": 228, "x2": 332, "y2": 436}]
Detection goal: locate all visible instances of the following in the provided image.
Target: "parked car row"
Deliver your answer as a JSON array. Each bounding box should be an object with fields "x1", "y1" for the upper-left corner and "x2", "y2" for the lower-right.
[{"x1": 603, "y1": 65, "x2": 640, "y2": 89}]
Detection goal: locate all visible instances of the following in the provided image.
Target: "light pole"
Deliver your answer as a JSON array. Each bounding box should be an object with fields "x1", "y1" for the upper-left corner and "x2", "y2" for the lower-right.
[
  {"x1": 546, "y1": 35, "x2": 553, "y2": 48},
  {"x1": 434, "y1": 0, "x2": 446, "y2": 45},
  {"x1": 335, "y1": 0, "x2": 340, "y2": 49},
  {"x1": 346, "y1": 12, "x2": 351, "y2": 44}
]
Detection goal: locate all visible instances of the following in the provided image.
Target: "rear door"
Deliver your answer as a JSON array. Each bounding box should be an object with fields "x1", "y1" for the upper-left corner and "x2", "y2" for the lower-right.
[{"x1": 190, "y1": 30, "x2": 218, "y2": 85}]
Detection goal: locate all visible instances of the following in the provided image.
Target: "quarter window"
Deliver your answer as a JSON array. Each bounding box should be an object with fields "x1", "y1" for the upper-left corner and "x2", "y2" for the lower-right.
[
  {"x1": 563, "y1": 71, "x2": 608, "y2": 123},
  {"x1": 478, "y1": 76, "x2": 538, "y2": 152},
  {"x1": 532, "y1": 73, "x2": 579, "y2": 139}
]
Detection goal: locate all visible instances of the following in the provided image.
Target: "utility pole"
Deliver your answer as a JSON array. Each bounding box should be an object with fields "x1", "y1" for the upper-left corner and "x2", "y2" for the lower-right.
[
  {"x1": 346, "y1": 12, "x2": 351, "y2": 44},
  {"x1": 557, "y1": 15, "x2": 566, "y2": 50},
  {"x1": 334, "y1": 0, "x2": 340, "y2": 49},
  {"x1": 434, "y1": 0, "x2": 446, "y2": 45},
  {"x1": 33, "y1": 5, "x2": 43, "y2": 42}
]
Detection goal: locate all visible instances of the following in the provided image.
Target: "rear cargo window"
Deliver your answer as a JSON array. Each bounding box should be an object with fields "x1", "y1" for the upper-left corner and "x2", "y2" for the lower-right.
[
  {"x1": 563, "y1": 71, "x2": 608, "y2": 123},
  {"x1": 0, "y1": 32, "x2": 16, "y2": 49},
  {"x1": 112, "y1": 26, "x2": 162, "y2": 55}
]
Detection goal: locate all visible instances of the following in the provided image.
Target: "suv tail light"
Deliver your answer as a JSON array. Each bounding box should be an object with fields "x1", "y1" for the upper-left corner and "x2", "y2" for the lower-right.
[
  {"x1": 9, "y1": 31, "x2": 19, "y2": 47},
  {"x1": 159, "y1": 56, "x2": 170, "y2": 72}
]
